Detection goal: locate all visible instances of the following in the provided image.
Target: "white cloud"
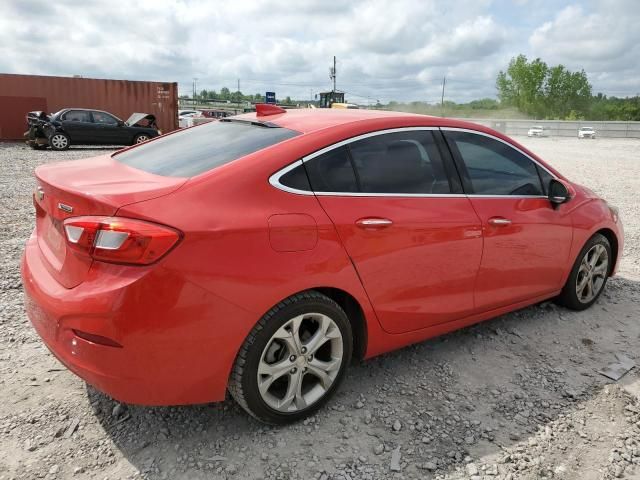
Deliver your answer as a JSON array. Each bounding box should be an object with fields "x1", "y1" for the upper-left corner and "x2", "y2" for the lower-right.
[
  {"x1": 529, "y1": 1, "x2": 640, "y2": 96},
  {"x1": 0, "y1": 0, "x2": 638, "y2": 101}
]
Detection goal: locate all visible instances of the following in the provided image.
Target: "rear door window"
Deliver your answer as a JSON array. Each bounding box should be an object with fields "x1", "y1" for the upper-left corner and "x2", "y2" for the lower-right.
[
  {"x1": 303, "y1": 146, "x2": 358, "y2": 193},
  {"x1": 63, "y1": 110, "x2": 92, "y2": 122},
  {"x1": 114, "y1": 120, "x2": 300, "y2": 177},
  {"x1": 348, "y1": 130, "x2": 451, "y2": 194}
]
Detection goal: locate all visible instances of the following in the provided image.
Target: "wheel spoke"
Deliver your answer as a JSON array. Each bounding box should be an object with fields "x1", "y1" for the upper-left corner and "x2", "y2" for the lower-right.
[
  {"x1": 257, "y1": 359, "x2": 293, "y2": 396},
  {"x1": 592, "y1": 262, "x2": 608, "y2": 277},
  {"x1": 278, "y1": 369, "x2": 306, "y2": 411},
  {"x1": 582, "y1": 278, "x2": 593, "y2": 301},
  {"x1": 307, "y1": 357, "x2": 340, "y2": 390},
  {"x1": 272, "y1": 315, "x2": 304, "y2": 355},
  {"x1": 304, "y1": 315, "x2": 339, "y2": 355},
  {"x1": 576, "y1": 274, "x2": 589, "y2": 295}
]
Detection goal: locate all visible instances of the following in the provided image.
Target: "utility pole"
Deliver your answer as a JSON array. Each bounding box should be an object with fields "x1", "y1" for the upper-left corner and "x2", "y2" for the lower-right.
[
  {"x1": 440, "y1": 76, "x2": 446, "y2": 117},
  {"x1": 237, "y1": 78, "x2": 240, "y2": 111},
  {"x1": 193, "y1": 77, "x2": 198, "y2": 107},
  {"x1": 330, "y1": 56, "x2": 337, "y2": 92}
]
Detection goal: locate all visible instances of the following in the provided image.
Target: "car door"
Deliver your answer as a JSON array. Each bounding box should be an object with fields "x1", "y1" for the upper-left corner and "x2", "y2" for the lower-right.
[
  {"x1": 60, "y1": 110, "x2": 95, "y2": 143},
  {"x1": 442, "y1": 129, "x2": 573, "y2": 311},
  {"x1": 91, "y1": 111, "x2": 128, "y2": 145},
  {"x1": 287, "y1": 128, "x2": 484, "y2": 334}
]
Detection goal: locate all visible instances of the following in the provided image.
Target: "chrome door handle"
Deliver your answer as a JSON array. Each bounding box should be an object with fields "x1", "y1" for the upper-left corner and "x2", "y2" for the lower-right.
[
  {"x1": 356, "y1": 218, "x2": 393, "y2": 228},
  {"x1": 488, "y1": 217, "x2": 512, "y2": 226}
]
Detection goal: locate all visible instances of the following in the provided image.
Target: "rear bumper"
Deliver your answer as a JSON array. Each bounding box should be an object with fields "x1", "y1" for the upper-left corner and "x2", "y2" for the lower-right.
[{"x1": 21, "y1": 232, "x2": 249, "y2": 405}]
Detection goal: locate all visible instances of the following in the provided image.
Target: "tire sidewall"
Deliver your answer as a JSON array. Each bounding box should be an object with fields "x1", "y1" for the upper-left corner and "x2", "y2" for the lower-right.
[
  {"x1": 240, "y1": 296, "x2": 353, "y2": 424},
  {"x1": 561, "y1": 234, "x2": 612, "y2": 310}
]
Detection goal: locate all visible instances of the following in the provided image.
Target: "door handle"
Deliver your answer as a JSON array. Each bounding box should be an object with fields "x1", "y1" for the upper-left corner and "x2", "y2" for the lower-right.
[
  {"x1": 488, "y1": 217, "x2": 512, "y2": 226},
  {"x1": 356, "y1": 218, "x2": 393, "y2": 229}
]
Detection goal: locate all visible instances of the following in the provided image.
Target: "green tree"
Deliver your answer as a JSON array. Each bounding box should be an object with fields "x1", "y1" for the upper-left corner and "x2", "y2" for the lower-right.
[
  {"x1": 497, "y1": 55, "x2": 592, "y2": 119},
  {"x1": 220, "y1": 87, "x2": 231, "y2": 100},
  {"x1": 496, "y1": 55, "x2": 548, "y2": 117}
]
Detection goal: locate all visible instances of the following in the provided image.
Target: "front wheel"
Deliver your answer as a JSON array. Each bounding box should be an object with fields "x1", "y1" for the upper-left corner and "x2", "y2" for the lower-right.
[
  {"x1": 49, "y1": 132, "x2": 70, "y2": 150},
  {"x1": 228, "y1": 291, "x2": 353, "y2": 424},
  {"x1": 556, "y1": 233, "x2": 611, "y2": 310}
]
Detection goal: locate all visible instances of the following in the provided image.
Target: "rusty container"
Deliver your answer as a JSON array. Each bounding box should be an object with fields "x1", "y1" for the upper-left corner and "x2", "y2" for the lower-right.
[{"x1": 0, "y1": 73, "x2": 178, "y2": 140}]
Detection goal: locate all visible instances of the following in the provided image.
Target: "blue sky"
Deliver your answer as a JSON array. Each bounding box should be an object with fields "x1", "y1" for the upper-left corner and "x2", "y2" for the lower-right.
[{"x1": 1, "y1": 0, "x2": 638, "y2": 103}]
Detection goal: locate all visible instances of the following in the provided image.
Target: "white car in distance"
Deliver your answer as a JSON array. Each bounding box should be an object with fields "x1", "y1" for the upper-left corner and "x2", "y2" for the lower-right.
[
  {"x1": 578, "y1": 127, "x2": 596, "y2": 139},
  {"x1": 527, "y1": 125, "x2": 546, "y2": 137}
]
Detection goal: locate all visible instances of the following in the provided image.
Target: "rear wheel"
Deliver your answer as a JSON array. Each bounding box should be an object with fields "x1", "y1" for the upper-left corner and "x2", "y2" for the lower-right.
[
  {"x1": 228, "y1": 291, "x2": 353, "y2": 424},
  {"x1": 49, "y1": 133, "x2": 70, "y2": 151},
  {"x1": 556, "y1": 233, "x2": 611, "y2": 310}
]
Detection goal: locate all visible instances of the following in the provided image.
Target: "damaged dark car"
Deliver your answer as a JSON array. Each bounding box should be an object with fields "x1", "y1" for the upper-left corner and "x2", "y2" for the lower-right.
[{"x1": 25, "y1": 109, "x2": 160, "y2": 150}]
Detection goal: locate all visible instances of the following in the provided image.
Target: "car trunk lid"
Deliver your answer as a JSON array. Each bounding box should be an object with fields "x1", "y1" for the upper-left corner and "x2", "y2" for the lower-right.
[{"x1": 33, "y1": 154, "x2": 187, "y2": 288}]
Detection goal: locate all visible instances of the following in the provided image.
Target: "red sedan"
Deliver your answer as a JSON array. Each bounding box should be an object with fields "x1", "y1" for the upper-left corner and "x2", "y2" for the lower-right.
[{"x1": 22, "y1": 105, "x2": 623, "y2": 424}]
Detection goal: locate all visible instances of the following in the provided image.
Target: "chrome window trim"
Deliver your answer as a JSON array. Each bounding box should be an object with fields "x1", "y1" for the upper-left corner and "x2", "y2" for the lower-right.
[
  {"x1": 268, "y1": 159, "x2": 314, "y2": 196},
  {"x1": 268, "y1": 126, "x2": 556, "y2": 198}
]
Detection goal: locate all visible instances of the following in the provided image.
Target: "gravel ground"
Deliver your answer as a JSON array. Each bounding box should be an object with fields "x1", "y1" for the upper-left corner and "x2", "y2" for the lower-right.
[{"x1": 1, "y1": 137, "x2": 639, "y2": 480}]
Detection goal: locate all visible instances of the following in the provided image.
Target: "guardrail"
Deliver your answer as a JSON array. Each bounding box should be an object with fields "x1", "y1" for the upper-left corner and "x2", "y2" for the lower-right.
[{"x1": 458, "y1": 119, "x2": 640, "y2": 138}]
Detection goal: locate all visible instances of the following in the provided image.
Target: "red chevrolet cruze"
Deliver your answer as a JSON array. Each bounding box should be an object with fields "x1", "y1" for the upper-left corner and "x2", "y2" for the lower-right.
[{"x1": 22, "y1": 105, "x2": 623, "y2": 423}]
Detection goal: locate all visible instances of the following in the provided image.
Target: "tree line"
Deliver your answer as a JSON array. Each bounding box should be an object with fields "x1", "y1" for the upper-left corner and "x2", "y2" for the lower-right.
[
  {"x1": 180, "y1": 88, "x2": 293, "y2": 105},
  {"x1": 497, "y1": 55, "x2": 640, "y2": 120}
]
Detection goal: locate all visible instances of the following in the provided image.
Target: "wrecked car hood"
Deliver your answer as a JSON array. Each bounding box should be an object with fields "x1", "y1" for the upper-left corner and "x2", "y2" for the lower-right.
[{"x1": 125, "y1": 112, "x2": 156, "y2": 127}]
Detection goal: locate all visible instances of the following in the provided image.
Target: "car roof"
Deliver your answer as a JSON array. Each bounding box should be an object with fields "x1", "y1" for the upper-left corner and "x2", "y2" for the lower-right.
[{"x1": 232, "y1": 108, "x2": 490, "y2": 135}]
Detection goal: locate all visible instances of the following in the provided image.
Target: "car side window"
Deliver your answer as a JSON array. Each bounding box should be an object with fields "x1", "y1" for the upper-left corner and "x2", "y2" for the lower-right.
[
  {"x1": 92, "y1": 111, "x2": 119, "y2": 125},
  {"x1": 63, "y1": 110, "x2": 92, "y2": 123},
  {"x1": 348, "y1": 130, "x2": 451, "y2": 194},
  {"x1": 279, "y1": 164, "x2": 312, "y2": 191},
  {"x1": 537, "y1": 165, "x2": 554, "y2": 195},
  {"x1": 444, "y1": 131, "x2": 544, "y2": 196},
  {"x1": 304, "y1": 146, "x2": 358, "y2": 193}
]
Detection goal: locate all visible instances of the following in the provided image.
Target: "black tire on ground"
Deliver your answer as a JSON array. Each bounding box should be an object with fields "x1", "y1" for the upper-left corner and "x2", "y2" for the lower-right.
[
  {"x1": 228, "y1": 290, "x2": 353, "y2": 424},
  {"x1": 555, "y1": 233, "x2": 612, "y2": 311},
  {"x1": 49, "y1": 132, "x2": 71, "y2": 151}
]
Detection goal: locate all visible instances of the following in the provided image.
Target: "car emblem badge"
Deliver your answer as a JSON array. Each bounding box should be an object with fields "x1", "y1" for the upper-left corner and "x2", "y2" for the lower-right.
[
  {"x1": 36, "y1": 187, "x2": 44, "y2": 201},
  {"x1": 58, "y1": 203, "x2": 73, "y2": 214}
]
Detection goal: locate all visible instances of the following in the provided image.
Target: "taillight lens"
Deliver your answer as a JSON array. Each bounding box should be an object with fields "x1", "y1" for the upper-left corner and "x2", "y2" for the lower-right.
[{"x1": 62, "y1": 216, "x2": 181, "y2": 265}]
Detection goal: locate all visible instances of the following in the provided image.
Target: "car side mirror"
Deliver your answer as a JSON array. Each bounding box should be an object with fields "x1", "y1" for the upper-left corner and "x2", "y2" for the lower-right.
[
  {"x1": 117, "y1": 120, "x2": 125, "y2": 127},
  {"x1": 548, "y1": 179, "x2": 571, "y2": 208}
]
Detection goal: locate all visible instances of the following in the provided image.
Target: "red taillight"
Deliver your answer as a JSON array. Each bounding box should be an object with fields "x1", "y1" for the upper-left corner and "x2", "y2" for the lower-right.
[{"x1": 62, "y1": 216, "x2": 181, "y2": 265}]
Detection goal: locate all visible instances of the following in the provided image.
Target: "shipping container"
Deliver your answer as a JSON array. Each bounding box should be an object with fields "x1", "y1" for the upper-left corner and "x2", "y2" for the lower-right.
[{"x1": 0, "y1": 73, "x2": 178, "y2": 141}]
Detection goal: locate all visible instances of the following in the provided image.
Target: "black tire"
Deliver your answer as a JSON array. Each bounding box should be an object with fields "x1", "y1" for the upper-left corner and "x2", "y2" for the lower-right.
[
  {"x1": 556, "y1": 233, "x2": 612, "y2": 310},
  {"x1": 228, "y1": 291, "x2": 353, "y2": 424},
  {"x1": 49, "y1": 132, "x2": 70, "y2": 151},
  {"x1": 132, "y1": 133, "x2": 150, "y2": 145}
]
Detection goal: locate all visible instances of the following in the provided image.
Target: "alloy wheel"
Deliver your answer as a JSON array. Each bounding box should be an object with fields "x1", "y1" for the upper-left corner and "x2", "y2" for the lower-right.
[
  {"x1": 136, "y1": 135, "x2": 149, "y2": 143},
  {"x1": 257, "y1": 313, "x2": 343, "y2": 413},
  {"x1": 50, "y1": 134, "x2": 68, "y2": 149},
  {"x1": 575, "y1": 244, "x2": 609, "y2": 303}
]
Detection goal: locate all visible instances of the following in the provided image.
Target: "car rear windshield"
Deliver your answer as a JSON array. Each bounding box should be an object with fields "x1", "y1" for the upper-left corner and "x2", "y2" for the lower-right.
[{"x1": 113, "y1": 120, "x2": 300, "y2": 177}]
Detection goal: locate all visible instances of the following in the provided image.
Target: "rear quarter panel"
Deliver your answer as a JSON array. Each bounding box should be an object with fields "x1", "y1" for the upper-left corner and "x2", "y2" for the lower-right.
[{"x1": 116, "y1": 135, "x2": 386, "y2": 399}]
